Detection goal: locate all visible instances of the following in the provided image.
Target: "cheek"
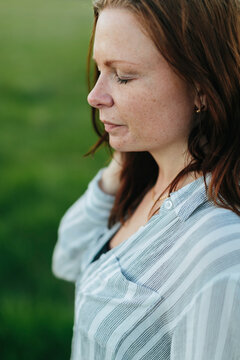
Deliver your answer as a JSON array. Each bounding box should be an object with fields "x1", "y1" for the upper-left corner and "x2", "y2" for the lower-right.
[
  {"x1": 119, "y1": 89, "x2": 159, "y2": 123},
  {"x1": 115, "y1": 79, "x2": 194, "y2": 141},
  {"x1": 122, "y1": 92, "x2": 167, "y2": 132}
]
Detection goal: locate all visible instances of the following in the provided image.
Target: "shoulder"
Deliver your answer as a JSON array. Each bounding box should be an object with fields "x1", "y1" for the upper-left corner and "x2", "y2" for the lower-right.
[
  {"x1": 178, "y1": 202, "x2": 240, "y2": 285},
  {"x1": 189, "y1": 201, "x2": 240, "y2": 239}
]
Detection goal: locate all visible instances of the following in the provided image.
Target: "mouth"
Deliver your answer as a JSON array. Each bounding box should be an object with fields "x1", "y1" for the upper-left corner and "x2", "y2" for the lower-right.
[{"x1": 102, "y1": 120, "x2": 124, "y2": 133}]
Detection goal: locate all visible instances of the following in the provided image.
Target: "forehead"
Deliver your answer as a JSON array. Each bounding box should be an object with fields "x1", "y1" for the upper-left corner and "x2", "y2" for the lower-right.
[{"x1": 93, "y1": 8, "x2": 161, "y2": 66}]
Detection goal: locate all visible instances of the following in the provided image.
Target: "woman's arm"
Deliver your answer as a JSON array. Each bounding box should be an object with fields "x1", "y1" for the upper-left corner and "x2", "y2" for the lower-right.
[
  {"x1": 52, "y1": 152, "x2": 123, "y2": 282},
  {"x1": 171, "y1": 273, "x2": 240, "y2": 359}
]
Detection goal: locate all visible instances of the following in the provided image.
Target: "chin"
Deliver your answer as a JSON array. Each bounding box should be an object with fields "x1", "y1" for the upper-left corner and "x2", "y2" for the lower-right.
[{"x1": 109, "y1": 138, "x2": 145, "y2": 152}]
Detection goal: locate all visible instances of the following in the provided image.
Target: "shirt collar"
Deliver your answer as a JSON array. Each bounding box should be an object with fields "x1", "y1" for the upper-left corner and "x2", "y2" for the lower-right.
[{"x1": 167, "y1": 174, "x2": 210, "y2": 222}]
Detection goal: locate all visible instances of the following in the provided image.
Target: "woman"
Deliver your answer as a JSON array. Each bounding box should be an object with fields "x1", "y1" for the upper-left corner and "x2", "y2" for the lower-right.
[{"x1": 52, "y1": 0, "x2": 240, "y2": 359}]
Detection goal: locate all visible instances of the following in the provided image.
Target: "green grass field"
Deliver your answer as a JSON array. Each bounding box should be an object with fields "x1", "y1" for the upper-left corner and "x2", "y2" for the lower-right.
[{"x1": 0, "y1": 0, "x2": 109, "y2": 358}]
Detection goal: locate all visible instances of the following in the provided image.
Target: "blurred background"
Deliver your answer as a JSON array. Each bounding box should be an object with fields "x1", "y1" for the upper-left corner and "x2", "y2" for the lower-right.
[{"x1": 0, "y1": 0, "x2": 108, "y2": 358}]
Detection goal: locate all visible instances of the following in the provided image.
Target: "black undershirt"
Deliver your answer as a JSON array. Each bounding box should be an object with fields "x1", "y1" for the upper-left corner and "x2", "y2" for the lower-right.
[{"x1": 91, "y1": 240, "x2": 111, "y2": 263}]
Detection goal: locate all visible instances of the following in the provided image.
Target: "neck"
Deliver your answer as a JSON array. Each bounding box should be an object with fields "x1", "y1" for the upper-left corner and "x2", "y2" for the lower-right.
[{"x1": 149, "y1": 145, "x2": 199, "y2": 195}]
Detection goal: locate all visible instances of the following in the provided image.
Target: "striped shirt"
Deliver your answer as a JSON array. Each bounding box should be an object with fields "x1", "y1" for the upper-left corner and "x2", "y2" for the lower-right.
[{"x1": 52, "y1": 168, "x2": 240, "y2": 360}]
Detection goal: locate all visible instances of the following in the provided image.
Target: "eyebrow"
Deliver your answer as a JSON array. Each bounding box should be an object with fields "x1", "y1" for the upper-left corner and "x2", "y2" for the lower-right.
[{"x1": 92, "y1": 58, "x2": 140, "y2": 66}]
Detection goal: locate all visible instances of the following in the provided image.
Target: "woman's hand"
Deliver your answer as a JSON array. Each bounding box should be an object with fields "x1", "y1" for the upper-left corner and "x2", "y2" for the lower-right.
[{"x1": 98, "y1": 151, "x2": 123, "y2": 195}]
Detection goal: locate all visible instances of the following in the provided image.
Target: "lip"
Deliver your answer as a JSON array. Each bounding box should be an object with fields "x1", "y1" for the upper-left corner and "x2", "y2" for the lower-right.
[
  {"x1": 104, "y1": 123, "x2": 123, "y2": 132},
  {"x1": 101, "y1": 120, "x2": 124, "y2": 133},
  {"x1": 102, "y1": 120, "x2": 125, "y2": 133},
  {"x1": 102, "y1": 120, "x2": 122, "y2": 126}
]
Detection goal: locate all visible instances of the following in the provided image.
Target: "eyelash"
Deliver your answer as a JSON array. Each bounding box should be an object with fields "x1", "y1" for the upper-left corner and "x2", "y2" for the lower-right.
[{"x1": 115, "y1": 75, "x2": 130, "y2": 85}]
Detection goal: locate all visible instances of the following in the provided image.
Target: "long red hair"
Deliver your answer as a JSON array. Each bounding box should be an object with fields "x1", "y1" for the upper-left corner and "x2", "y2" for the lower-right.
[{"x1": 86, "y1": 0, "x2": 240, "y2": 227}]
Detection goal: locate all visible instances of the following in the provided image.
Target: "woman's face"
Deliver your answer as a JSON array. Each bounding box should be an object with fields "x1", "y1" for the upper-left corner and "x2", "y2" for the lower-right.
[{"x1": 87, "y1": 8, "x2": 196, "y2": 156}]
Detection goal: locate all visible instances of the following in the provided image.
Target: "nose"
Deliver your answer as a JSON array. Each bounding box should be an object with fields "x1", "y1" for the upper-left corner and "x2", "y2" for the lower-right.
[{"x1": 87, "y1": 76, "x2": 114, "y2": 109}]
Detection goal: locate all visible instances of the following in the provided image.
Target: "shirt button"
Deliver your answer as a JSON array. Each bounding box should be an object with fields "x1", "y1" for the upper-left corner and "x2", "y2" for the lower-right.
[{"x1": 165, "y1": 199, "x2": 173, "y2": 210}]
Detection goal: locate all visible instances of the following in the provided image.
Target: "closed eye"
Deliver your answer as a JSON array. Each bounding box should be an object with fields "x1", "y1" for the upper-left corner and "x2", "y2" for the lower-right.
[{"x1": 116, "y1": 76, "x2": 130, "y2": 85}]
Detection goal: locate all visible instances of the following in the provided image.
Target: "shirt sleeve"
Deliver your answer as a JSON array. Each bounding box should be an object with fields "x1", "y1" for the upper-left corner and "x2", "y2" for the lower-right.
[
  {"x1": 171, "y1": 273, "x2": 240, "y2": 360},
  {"x1": 52, "y1": 168, "x2": 116, "y2": 282}
]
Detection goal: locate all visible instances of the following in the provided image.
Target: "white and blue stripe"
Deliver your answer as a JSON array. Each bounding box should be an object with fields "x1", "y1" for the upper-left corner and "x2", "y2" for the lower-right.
[{"x1": 52, "y1": 169, "x2": 240, "y2": 359}]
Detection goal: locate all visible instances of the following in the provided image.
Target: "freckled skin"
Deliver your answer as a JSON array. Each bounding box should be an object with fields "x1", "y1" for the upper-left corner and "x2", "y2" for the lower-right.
[{"x1": 87, "y1": 8, "x2": 197, "y2": 163}]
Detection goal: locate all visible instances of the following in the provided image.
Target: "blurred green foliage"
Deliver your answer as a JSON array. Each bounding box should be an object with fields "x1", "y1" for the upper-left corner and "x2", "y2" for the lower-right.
[{"x1": 0, "y1": 0, "x2": 108, "y2": 358}]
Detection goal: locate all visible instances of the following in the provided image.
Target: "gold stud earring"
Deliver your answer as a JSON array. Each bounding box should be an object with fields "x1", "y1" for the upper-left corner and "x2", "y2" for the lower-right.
[{"x1": 194, "y1": 105, "x2": 201, "y2": 113}]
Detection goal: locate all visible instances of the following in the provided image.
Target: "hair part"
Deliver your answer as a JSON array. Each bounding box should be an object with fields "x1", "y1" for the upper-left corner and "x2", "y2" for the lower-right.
[{"x1": 86, "y1": 0, "x2": 240, "y2": 227}]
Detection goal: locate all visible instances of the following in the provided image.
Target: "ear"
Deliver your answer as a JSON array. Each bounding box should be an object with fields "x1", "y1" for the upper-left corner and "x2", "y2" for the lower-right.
[{"x1": 194, "y1": 85, "x2": 207, "y2": 111}]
